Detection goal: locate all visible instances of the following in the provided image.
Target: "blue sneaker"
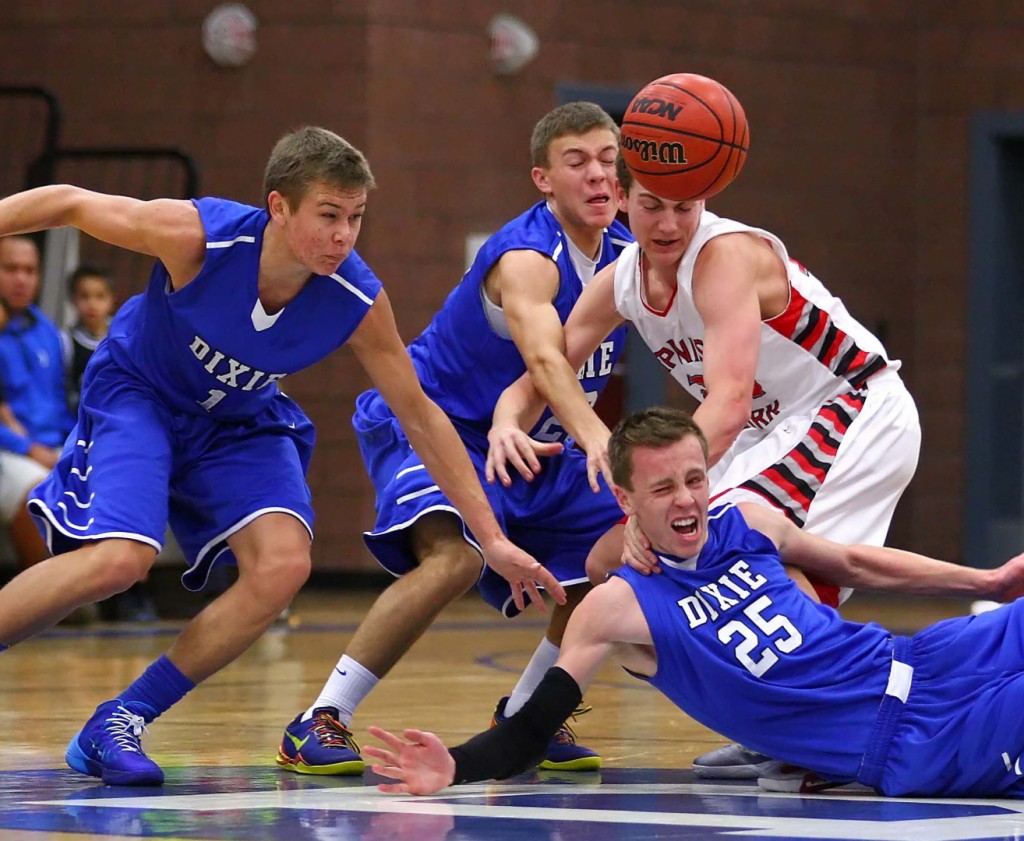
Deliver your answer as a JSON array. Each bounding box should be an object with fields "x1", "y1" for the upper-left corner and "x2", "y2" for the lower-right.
[
  {"x1": 65, "y1": 699, "x2": 163, "y2": 786},
  {"x1": 492, "y1": 696, "x2": 601, "y2": 771},
  {"x1": 276, "y1": 707, "x2": 365, "y2": 775}
]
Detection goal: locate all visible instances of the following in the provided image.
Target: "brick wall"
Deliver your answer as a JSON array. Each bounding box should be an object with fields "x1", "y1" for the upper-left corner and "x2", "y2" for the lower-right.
[{"x1": 2, "y1": 1, "x2": 1023, "y2": 568}]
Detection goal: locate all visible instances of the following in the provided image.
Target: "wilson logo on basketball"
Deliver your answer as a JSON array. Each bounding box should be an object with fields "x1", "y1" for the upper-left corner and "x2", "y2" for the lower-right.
[
  {"x1": 628, "y1": 97, "x2": 684, "y2": 120},
  {"x1": 621, "y1": 135, "x2": 688, "y2": 166}
]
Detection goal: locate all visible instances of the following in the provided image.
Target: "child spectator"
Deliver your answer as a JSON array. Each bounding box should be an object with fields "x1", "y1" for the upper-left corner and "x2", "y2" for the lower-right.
[{"x1": 62, "y1": 265, "x2": 115, "y2": 413}]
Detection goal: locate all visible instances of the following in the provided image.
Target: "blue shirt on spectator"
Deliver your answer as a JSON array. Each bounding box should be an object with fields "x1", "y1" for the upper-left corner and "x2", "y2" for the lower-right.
[{"x1": 0, "y1": 304, "x2": 74, "y2": 451}]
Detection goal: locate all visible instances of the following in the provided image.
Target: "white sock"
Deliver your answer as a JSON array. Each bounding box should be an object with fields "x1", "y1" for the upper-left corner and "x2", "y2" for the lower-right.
[
  {"x1": 304, "y1": 655, "x2": 379, "y2": 725},
  {"x1": 505, "y1": 637, "x2": 560, "y2": 716}
]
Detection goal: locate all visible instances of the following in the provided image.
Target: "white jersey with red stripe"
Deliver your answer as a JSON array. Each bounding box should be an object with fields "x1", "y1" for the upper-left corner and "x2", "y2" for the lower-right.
[
  {"x1": 612, "y1": 211, "x2": 920, "y2": 605},
  {"x1": 612, "y1": 211, "x2": 895, "y2": 436}
]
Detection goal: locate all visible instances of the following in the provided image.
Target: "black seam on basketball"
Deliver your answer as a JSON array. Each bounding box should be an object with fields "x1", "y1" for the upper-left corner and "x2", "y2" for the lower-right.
[
  {"x1": 621, "y1": 119, "x2": 749, "y2": 152},
  {"x1": 627, "y1": 155, "x2": 725, "y2": 177},
  {"x1": 717, "y1": 81, "x2": 738, "y2": 143},
  {"x1": 642, "y1": 80, "x2": 725, "y2": 136}
]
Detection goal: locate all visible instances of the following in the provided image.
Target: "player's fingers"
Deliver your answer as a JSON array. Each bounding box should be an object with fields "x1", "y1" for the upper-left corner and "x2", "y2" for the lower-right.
[
  {"x1": 402, "y1": 728, "x2": 433, "y2": 745},
  {"x1": 367, "y1": 725, "x2": 406, "y2": 752},
  {"x1": 587, "y1": 460, "x2": 602, "y2": 494},
  {"x1": 523, "y1": 580, "x2": 548, "y2": 613},
  {"x1": 534, "y1": 441, "x2": 563, "y2": 458},
  {"x1": 369, "y1": 762, "x2": 405, "y2": 782},
  {"x1": 377, "y1": 780, "x2": 412, "y2": 794},
  {"x1": 534, "y1": 565, "x2": 566, "y2": 605},
  {"x1": 363, "y1": 747, "x2": 398, "y2": 768},
  {"x1": 490, "y1": 443, "x2": 514, "y2": 486},
  {"x1": 506, "y1": 580, "x2": 523, "y2": 612},
  {"x1": 506, "y1": 446, "x2": 535, "y2": 482}
]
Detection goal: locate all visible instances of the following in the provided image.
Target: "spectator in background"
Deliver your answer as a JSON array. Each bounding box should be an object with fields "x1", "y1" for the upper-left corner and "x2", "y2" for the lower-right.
[
  {"x1": 60, "y1": 265, "x2": 155, "y2": 621},
  {"x1": 62, "y1": 265, "x2": 115, "y2": 414},
  {"x1": 0, "y1": 298, "x2": 52, "y2": 572},
  {"x1": 0, "y1": 239, "x2": 92, "y2": 622},
  {"x1": 0, "y1": 236, "x2": 74, "y2": 453}
]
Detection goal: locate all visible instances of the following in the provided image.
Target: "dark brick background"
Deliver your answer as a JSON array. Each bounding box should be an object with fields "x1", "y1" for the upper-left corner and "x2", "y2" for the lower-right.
[{"x1": 3, "y1": 1, "x2": 1021, "y2": 569}]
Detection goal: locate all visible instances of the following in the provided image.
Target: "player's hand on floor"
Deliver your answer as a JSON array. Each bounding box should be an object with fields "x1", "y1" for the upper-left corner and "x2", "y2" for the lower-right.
[
  {"x1": 366, "y1": 726, "x2": 455, "y2": 795},
  {"x1": 482, "y1": 537, "x2": 566, "y2": 610},
  {"x1": 623, "y1": 514, "x2": 660, "y2": 575},
  {"x1": 485, "y1": 424, "x2": 563, "y2": 486}
]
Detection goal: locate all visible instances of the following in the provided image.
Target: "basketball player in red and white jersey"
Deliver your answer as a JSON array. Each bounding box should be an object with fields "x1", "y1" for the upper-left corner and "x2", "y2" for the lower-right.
[{"x1": 485, "y1": 154, "x2": 921, "y2": 780}]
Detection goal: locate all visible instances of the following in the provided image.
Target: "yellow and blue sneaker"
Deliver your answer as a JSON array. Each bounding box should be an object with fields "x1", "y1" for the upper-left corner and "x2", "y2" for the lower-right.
[
  {"x1": 492, "y1": 696, "x2": 601, "y2": 771},
  {"x1": 276, "y1": 707, "x2": 365, "y2": 775},
  {"x1": 65, "y1": 699, "x2": 164, "y2": 786}
]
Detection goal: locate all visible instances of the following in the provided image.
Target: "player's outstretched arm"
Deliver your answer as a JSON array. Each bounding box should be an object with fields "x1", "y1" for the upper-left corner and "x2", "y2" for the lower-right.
[
  {"x1": 489, "y1": 260, "x2": 624, "y2": 492},
  {"x1": 0, "y1": 185, "x2": 204, "y2": 284},
  {"x1": 348, "y1": 290, "x2": 566, "y2": 611},
  {"x1": 741, "y1": 502, "x2": 1024, "y2": 599},
  {"x1": 367, "y1": 582, "x2": 634, "y2": 795},
  {"x1": 483, "y1": 250, "x2": 571, "y2": 487}
]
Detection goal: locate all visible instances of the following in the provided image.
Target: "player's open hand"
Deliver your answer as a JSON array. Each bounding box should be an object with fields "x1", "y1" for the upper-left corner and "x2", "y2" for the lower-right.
[
  {"x1": 481, "y1": 537, "x2": 567, "y2": 610},
  {"x1": 485, "y1": 424, "x2": 563, "y2": 486},
  {"x1": 365, "y1": 726, "x2": 455, "y2": 795},
  {"x1": 622, "y1": 514, "x2": 660, "y2": 575}
]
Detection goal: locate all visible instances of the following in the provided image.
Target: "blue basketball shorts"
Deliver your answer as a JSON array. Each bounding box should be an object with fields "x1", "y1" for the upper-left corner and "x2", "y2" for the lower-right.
[
  {"x1": 28, "y1": 357, "x2": 316, "y2": 591},
  {"x1": 865, "y1": 600, "x2": 1024, "y2": 798},
  {"x1": 353, "y1": 389, "x2": 623, "y2": 617}
]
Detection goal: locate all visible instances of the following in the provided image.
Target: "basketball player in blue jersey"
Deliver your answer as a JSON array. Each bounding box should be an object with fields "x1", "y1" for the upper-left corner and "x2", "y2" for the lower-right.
[
  {"x1": 365, "y1": 406, "x2": 1024, "y2": 800},
  {"x1": 0, "y1": 126, "x2": 558, "y2": 787},
  {"x1": 276, "y1": 103, "x2": 633, "y2": 776}
]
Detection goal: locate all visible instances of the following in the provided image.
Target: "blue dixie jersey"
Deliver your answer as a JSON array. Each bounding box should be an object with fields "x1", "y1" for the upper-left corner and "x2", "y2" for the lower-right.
[
  {"x1": 106, "y1": 197, "x2": 381, "y2": 421},
  {"x1": 615, "y1": 505, "x2": 895, "y2": 782},
  {"x1": 407, "y1": 201, "x2": 633, "y2": 442}
]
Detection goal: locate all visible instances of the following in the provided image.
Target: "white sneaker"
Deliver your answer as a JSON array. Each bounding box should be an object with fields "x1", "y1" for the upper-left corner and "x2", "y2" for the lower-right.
[
  {"x1": 757, "y1": 761, "x2": 872, "y2": 794},
  {"x1": 692, "y1": 743, "x2": 777, "y2": 779}
]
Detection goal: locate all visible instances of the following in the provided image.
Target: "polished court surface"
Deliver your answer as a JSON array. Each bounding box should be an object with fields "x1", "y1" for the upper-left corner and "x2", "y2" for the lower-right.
[{"x1": 1, "y1": 588, "x2": 1022, "y2": 841}]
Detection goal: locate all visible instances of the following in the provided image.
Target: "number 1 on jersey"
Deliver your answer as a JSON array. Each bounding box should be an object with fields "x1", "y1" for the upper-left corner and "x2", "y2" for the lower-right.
[{"x1": 198, "y1": 389, "x2": 226, "y2": 412}]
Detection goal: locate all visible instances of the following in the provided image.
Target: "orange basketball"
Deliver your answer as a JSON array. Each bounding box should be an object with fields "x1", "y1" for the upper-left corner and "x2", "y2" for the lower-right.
[{"x1": 620, "y1": 73, "x2": 750, "y2": 202}]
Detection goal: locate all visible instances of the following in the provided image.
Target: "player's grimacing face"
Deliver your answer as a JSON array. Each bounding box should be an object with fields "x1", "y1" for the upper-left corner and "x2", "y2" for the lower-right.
[
  {"x1": 277, "y1": 182, "x2": 368, "y2": 276},
  {"x1": 535, "y1": 128, "x2": 619, "y2": 229},
  {"x1": 620, "y1": 181, "x2": 704, "y2": 270},
  {"x1": 621, "y1": 436, "x2": 710, "y2": 558}
]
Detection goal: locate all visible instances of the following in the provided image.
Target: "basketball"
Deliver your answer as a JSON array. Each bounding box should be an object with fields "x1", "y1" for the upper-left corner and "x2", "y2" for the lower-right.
[{"x1": 620, "y1": 73, "x2": 750, "y2": 202}]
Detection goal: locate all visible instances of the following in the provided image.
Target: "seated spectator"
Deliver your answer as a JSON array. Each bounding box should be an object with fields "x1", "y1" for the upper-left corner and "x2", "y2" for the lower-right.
[
  {"x1": 0, "y1": 236, "x2": 74, "y2": 451},
  {"x1": 0, "y1": 299, "x2": 54, "y2": 572},
  {"x1": 0, "y1": 240, "x2": 96, "y2": 623},
  {"x1": 62, "y1": 265, "x2": 115, "y2": 414}
]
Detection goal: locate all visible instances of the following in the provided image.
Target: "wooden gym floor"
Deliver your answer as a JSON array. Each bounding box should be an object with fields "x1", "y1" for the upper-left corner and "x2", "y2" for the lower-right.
[{"x1": 1, "y1": 587, "x2": 1023, "y2": 841}]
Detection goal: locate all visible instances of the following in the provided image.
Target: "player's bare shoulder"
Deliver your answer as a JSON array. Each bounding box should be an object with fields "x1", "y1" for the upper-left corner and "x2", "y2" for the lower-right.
[
  {"x1": 485, "y1": 248, "x2": 560, "y2": 308},
  {"x1": 735, "y1": 502, "x2": 791, "y2": 549},
  {"x1": 141, "y1": 199, "x2": 206, "y2": 287},
  {"x1": 697, "y1": 232, "x2": 787, "y2": 317}
]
